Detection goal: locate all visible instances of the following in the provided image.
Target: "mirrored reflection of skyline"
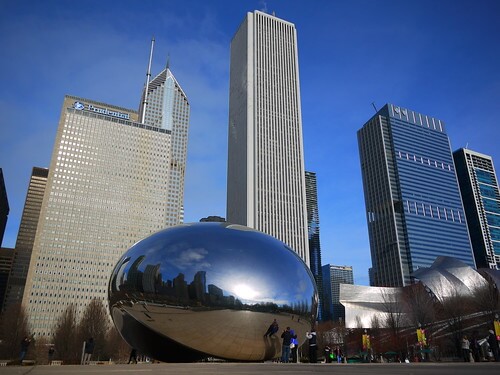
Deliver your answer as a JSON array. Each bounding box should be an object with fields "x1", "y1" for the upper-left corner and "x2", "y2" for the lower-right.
[{"x1": 111, "y1": 256, "x2": 312, "y2": 315}]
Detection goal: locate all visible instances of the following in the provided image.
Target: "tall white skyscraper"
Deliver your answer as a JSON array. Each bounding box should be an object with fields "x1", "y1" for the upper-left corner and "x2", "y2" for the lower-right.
[
  {"x1": 22, "y1": 62, "x2": 190, "y2": 336},
  {"x1": 227, "y1": 10, "x2": 309, "y2": 265}
]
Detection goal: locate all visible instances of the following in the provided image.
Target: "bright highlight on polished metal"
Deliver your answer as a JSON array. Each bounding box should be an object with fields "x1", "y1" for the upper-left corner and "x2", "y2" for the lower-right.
[{"x1": 108, "y1": 222, "x2": 318, "y2": 362}]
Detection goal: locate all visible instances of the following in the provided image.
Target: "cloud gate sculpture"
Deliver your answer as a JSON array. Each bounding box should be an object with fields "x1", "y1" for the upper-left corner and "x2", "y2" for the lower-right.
[{"x1": 108, "y1": 222, "x2": 318, "y2": 362}]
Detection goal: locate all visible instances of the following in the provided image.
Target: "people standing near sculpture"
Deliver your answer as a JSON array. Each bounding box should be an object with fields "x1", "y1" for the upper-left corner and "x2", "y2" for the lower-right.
[
  {"x1": 461, "y1": 335, "x2": 470, "y2": 362},
  {"x1": 470, "y1": 331, "x2": 480, "y2": 362},
  {"x1": 280, "y1": 327, "x2": 293, "y2": 363},
  {"x1": 306, "y1": 328, "x2": 317, "y2": 363},
  {"x1": 324, "y1": 345, "x2": 331, "y2": 363},
  {"x1": 290, "y1": 329, "x2": 298, "y2": 363},
  {"x1": 82, "y1": 337, "x2": 95, "y2": 365},
  {"x1": 487, "y1": 330, "x2": 499, "y2": 361},
  {"x1": 264, "y1": 319, "x2": 279, "y2": 337}
]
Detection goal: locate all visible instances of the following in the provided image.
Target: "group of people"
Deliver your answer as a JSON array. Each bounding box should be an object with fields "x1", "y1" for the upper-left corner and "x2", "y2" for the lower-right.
[
  {"x1": 264, "y1": 320, "x2": 319, "y2": 363},
  {"x1": 462, "y1": 330, "x2": 500, "y2": 362}
]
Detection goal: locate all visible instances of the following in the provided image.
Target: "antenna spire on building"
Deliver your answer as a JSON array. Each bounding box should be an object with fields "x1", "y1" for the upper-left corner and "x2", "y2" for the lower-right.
[
  {"x1": 166, "y1": 53, "x2": 170, "y2": 70},
  {"x1": 141, "y1": 37, "x2": 155, "y2": 124}
]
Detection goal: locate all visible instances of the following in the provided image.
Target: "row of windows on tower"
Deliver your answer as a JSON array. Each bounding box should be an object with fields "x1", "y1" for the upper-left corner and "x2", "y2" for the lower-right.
[{"x1": 396, "y1": 150, "x2": 452, "y2": 171}]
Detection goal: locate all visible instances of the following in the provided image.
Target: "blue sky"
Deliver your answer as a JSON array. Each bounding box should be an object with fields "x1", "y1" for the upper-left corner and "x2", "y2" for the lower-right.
[{"x1": 1, "y1": 0, "x2": 499, "y2": 285}]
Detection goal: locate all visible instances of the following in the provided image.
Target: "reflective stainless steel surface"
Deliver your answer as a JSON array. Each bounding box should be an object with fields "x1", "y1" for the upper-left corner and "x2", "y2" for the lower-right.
[
  {"x1": 109, "y1": 222, "x2": 318, "y2": 362},
  {"x1": 340, "y1": 256, "x2": 495, "y2": 329},
  {"x1": 412, "y1": 256, "x2": 488, "y2": 300}
]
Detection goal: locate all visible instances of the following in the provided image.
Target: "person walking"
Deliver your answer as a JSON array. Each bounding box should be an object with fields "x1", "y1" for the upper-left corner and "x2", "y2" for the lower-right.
[
  {"x1": 470, "y1": 331, "x2": 480, "y2": 362},
  {"x1": 306, "y1": 329, "x2": 317, "y2": 363},
  {"x1": 461, "y1": 335, "x2": 470, "y2": 362},
  {"x1": 128, "y1": 348, "x2": 138, "y2": 364},
  {"x1": 48, "y1": 345, "x2": 55, "y2": 365},
  {"x1": 335, "y1": 345, "x2": 343, "y2": 363},
  {"x1": 280, "y1": 327, "x2": 293, "y2": 363},
  {"x1": 487, "y1": 330, "x2": 499, "y2": 361},
  {"x1": 19, "y1": 336, "x2": 32, "y2": 363},
  {"x1": 324, "y1": 345, "x2": 331, "y2": 363},
  {"x1": 82, "y1": 337, "x2": 95, "y2": 365}
]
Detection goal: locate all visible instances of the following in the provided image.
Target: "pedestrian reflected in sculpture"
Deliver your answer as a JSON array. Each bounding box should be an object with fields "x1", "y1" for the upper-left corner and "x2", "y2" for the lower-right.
[{"x1": 264, "y1": 319, "x2": 279, "y2": 337}]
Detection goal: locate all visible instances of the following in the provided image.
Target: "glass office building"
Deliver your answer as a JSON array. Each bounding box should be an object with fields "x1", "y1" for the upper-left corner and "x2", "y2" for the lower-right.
[
  {"x1": 305, "y1": 171, "x2": 323, "y2": 320},
  {"x1": 358, "y1": 104, "x2": 475, "y2": 287},
  {"x1": 453, "y1": 148, "x2": 500, "y2": 269},
  {"x1": 322, "y1": 264, "x2": 353, "y2": 322}
]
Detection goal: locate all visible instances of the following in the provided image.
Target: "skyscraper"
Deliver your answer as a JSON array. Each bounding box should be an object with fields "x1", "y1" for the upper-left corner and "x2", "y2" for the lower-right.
[
  {"x1": 23, "y1": 75, "x2": 189, "y2": 335},
  {"x1": 227, "y1": 10, "x2": 309, "y2": 264},
  {"x1": 139, "y1": 64, "x2": 190, "y2": 226},
  {"x1": 322, "y1": 264, "x2": 353, "y2": 322},
  {"x1": 4, "y1": 167, "x2": 48, "y2": 310},
  {"x1": 453, "y1": 148, "x2": 500, "y2": 269},
  {"x1": 0, "y1": 247, "x2": 14, "y2": 312},
  {"x1": 358, "y1": 104, "x2": 474, "y2": 287},
  {"x1": 0, "y1": 169, "x2": 9, "y2": 247},
  {"x1": 305, "y1": 171, "x2": 323, "y2": 320}
]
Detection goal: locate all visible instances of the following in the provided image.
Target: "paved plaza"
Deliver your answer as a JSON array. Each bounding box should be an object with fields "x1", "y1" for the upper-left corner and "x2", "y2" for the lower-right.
[{"x1": 0, "y1": 362, "x2": 498, "y2": 375}]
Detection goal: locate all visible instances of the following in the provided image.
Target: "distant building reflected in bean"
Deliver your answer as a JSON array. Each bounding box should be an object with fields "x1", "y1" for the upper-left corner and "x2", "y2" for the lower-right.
[{"x1": 108, "y1": 222, "x2": 318, "y2": 362}]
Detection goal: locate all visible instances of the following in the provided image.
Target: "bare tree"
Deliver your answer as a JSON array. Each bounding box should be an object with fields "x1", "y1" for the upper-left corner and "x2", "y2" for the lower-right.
[
  {"x1": 354, "y1": 315, "x2": 363, "y2": 329},
  {"x1": 436, "y1": 287, "x2": 474, "y2": 358},
  {"x1": 104, "y1": 326, "x2": 130, "y2": 364},
  {"x1": 52, "y1": 304, "x2": 80, "y2": 364},
  {"x1": 369, "y1": 314, "x2": 382, "y2": 357},
  {"x1": 403, "y1": 282, "x2": 436, "y2": 328},
  {"x1": 381, "y1": 289, "x2": 407, "y2": 354},
  {"x1": 471, "y1": 277, "x2": 499, "y2": 321},
  {"x1": 0, "y1": 303, "x2": 30, "y2": 359},
  {"x1": 33, "y1": 336, "x2": 50, "y2": 365},
  {"x1": 77, "y1": 299, "x2": 111, "y2": 361}
]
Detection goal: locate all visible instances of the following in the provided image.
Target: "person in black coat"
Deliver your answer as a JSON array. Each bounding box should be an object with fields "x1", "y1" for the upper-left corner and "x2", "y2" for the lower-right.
[
  {"x1": 280, "y1": 327, "x2": 294, "y2": 363},
  {"x1": 487, "y1": 330, "x2": 499, "y2": 361},
  {"x1": 82, "y1": 337, "x2": 95, "y2": 365},
  {"x1": 306, "y1": 329, "x2": 317, "y2": 363}
]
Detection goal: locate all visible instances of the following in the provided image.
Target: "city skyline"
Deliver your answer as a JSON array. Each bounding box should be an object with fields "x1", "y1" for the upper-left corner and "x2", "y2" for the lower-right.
[{"x1": 1, "y1": 1, "x2": 499, "y2": 286}]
